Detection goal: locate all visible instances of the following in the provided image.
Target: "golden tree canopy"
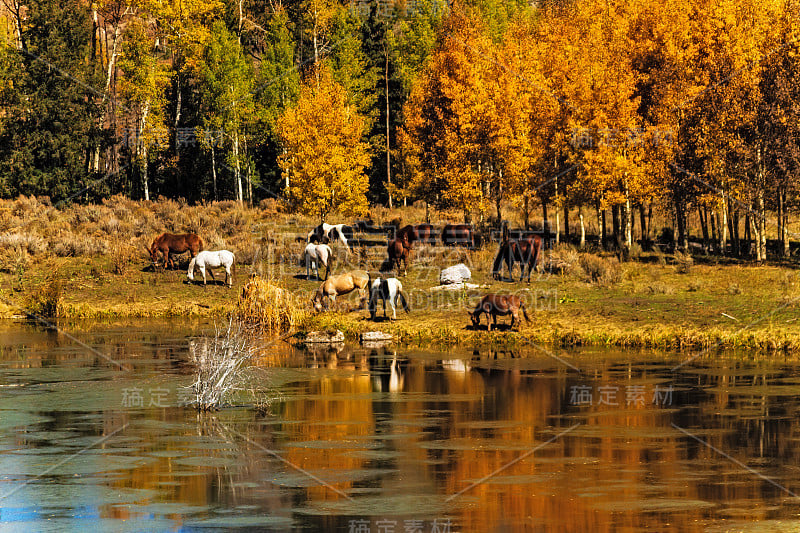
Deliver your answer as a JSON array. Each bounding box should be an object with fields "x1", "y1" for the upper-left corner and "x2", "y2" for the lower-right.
[{"x1": 278, "y1": 68, "x2": 371, "y2": 219}]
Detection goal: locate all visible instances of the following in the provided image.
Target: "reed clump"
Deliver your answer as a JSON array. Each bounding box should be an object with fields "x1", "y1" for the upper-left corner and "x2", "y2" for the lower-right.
[{"x1": 235, "y1": 276, "x2": 307, "y2": 334}]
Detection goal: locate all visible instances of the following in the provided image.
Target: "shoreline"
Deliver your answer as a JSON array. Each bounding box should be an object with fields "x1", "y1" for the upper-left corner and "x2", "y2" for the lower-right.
[{"x1": 2, "y1": 299, "x2": 797, "y2": 353}]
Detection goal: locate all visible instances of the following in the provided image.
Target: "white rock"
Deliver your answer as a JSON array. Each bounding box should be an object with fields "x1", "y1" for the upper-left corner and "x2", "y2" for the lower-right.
[
  {"x1": 429, "y1": 282, "x2": 484, "y2": 291},
  {"x1": 361, "y1": 331, "x2": 393, "y2": 342},
  {"x1": 304, "y1": 330, "x2": 345, "y2": 344},
  {"x1": 439, "y1": 263, "x2": 471, "y2": 285}
]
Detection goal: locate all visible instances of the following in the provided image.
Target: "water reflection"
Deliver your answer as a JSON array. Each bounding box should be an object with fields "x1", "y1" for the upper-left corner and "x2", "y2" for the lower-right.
[{"x1": 1, "y1": 322, "x2": 800, "y2": 531}]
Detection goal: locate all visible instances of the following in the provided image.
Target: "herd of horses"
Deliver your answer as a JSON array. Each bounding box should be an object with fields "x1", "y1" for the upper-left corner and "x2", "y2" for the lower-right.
[{"x1": 146, "y1": 220, "x2": 544, "y2": 330}]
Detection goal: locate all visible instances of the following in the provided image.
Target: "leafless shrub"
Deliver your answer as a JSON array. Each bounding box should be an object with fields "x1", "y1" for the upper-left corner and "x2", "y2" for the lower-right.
[{"x1": 185, "y1": 318, "x2": 257, "y2": 411}]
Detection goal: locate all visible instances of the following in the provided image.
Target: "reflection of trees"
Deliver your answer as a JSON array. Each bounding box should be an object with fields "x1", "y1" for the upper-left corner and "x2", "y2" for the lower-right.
[{"x1": 7, "y1": 323, "x2": 800, "y2": 530}]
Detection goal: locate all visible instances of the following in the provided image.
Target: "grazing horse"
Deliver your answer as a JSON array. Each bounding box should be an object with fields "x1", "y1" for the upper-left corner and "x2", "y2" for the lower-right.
[
  {"x1": 312, "y1": 270, "x2": 371, "y2": 312},
  {"x1": 441, "y1": 224, "x2": 475, "y2": 248},
  {"x1": 307, "y1": 223, "x2": 353, "y2": 252},
  {"x1": 149, "y1": 233, "x2": 204, "y2": 269},
  {"x1": 387, "y1": 238, "x2": 410, "y2": 276},
  {"x1": 369, "y1": 277, "x2": 410, "y2": 320},
  {"x1": 188, "y1": 250, "x2": 235, "y2": 287},
  {"x1": 469, "y1": 294, "x2": 530, "y2": 331},
  {"x1": 491, "y1": 231, "x2": 542, "y2": 282},
  {"x1": 304, "y1": 243, "x2": 334, "y2": 280}
]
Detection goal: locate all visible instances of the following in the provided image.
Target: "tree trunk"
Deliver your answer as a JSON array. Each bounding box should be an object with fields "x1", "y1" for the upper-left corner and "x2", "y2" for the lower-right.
[
  {"x1": 698, "y1": 206, "x2": 709, "y2": 251},
  {"x1": 138, "y1": 100, "x2": 151, "y2": 201},
  {"x1": 624, "y1": 196, "x2": 632, "y2": 248},
  {"x1": 675, "y1": 199, "x2": 688, "y2": 251},
  {"x1": 541, "y1": 199, "x2": 549, "y2": 234},
  {"x1": 744, "y1": 211, "x2": 752, "y2": 257},
  {"x1": 523, "y1": 195, "x2": 530, "y2": 230},
  {"x1": 721, "y1": 198, "x2": 729, "y2": 255},
  {"x1": 781, "y1": 188, "x2": 790, "y2": 258},
  {"x1": 384, "y1": 46, "x2": 392, "y2": 209},
  {"x1": 579, "y1": 209, "x2": 585, "y2": 249},
  {"x1": 639, "y1": 205, "x2": 647, "y2": 244},
  {"x1": 709, "y1": 207, "x2": 717, "y2": 253},
  {"x1": 211, "y1": 143, "x2": 218, "y2": 201},
  {"x1": 244, "y1": 134, "x2": 252, "y2": 206},
  {"x1": 729, "y1": 202, "x2": 740, "y2": 257},
  {"x1": 234, "y1": 132, "x2": 243, "y2": 204},
  {"x1": 142, "y1": 144, "x2": 149, "y2": 201},
  {"x1": 597, "y1": 204, "x2": 605, "y2": 250}
]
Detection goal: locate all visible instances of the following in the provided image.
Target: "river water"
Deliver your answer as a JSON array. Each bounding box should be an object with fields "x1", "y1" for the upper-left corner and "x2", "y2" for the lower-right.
[{"x1": 1, "y1": 320, "x2": 799, "y2": 532}]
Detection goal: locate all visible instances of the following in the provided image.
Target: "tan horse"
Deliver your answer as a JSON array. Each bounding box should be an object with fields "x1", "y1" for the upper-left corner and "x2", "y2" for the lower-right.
[{"x1": 312, "y1": 270, "x2": 371, "y2": 312}]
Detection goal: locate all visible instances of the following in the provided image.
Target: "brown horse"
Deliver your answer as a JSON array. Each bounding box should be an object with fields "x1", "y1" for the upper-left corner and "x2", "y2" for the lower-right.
[
  {"x1": 491, "y1": 230, "x2": 542, "y2": 282},
  {"x1": 312, "y1": 270, "x2": 371, "y2": 312},
  {"x1": 396, "y1": 224, "x2": 435, "y2": 247},
  {"x1": 387, "y1": 238, "x2": 410, "y2": 276},
  {"x1": 442, "y1": 224, "x2": 475, "y2": 248},
  {"x1": 469, "y1": 294, "x2": 530, "y2": 331},
  {"x1": 149, "y1": 233, "x2": 204, "y2": 269}
]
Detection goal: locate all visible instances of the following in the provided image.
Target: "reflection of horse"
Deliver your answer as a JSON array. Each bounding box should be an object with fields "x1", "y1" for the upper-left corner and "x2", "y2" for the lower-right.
[
  {"x1": 469, "y1": 294, "x2": 530, "y2": 331},
  {"x1": 312, "y1": 270, "x2": 371, "y2": 312},
  {"x1": 387, "y1": 238, "x2": 410, "y2": 276},
  {"x1": 369, "y1": 277, "x2": 410, "y2": 320},
  {"x1": 491, "y1": 225, "x2": 541, "y2": 282},
  {"x1": 304, "y1": 243, "x2": 333, "y2": 280},
  {"x1": 441, "y1": 224, "x2": 475, "y2": 248},
  {"x1": 307, "y1": 223, "x2": 353, "y2": 252},
  {"x1": 149, "y1": 233, "x2": 204, "y2": 269},
  {"x1": 188, "y1": 250, "x2": 235, "y2": 287}
]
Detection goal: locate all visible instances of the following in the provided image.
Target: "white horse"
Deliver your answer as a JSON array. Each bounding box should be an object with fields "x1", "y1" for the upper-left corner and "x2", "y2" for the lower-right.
[
  {"x1": 187, "y1": 250, "x2": 235, "y2": 287},
  {"x1": 307, "y1": 223, "x2": 352, "y2": 253},
  {"x1": 369, "y1": 277, "x2": 410, "y2": 320},
  {"x1": 304, "y1": 243, "x2": 333, "y2": 280}
]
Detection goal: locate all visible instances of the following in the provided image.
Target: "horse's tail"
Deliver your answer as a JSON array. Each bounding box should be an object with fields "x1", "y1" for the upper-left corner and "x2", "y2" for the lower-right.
[
  {"x1": 491, "y1": 243, "x2": 506, "y2": 279},
  {"x1": 397, "y1": 289, "x2": 410, "y2": 314},
  {"x1": 532, "y1": 236, "x2": 541, "y2": 271}
]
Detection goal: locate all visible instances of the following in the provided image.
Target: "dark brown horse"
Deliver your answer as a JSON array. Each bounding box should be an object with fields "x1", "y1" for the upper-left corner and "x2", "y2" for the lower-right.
[
  {"x1": 491, "y1": 231, "x2": 542, "y2": 282},
  {"x1": 469, "y1": 294, "x2": 530, "y2": 331},
  {"x1": 149, "y1": 233, "x2": 204, "y2": 269},
  {"x1": 387, "y1": 238, "x2": 410, "y2": 276},
  {"x1": 396, "y1": 224, "x2": 436, "y2": 247},
  {"x1": 441, "y1": 224, "x2": 475, "y2": 248}
]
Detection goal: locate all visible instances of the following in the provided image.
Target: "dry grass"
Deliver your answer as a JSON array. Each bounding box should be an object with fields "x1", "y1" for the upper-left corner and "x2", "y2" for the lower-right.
[{"x1": 235, "y1": 276, "x2": 308, "y2": 334}]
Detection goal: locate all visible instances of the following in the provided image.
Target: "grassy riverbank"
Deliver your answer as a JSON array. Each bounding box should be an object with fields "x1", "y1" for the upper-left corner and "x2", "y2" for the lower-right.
[{"x1": 0, "y1": 196, "x2": 798, "y2": 352}]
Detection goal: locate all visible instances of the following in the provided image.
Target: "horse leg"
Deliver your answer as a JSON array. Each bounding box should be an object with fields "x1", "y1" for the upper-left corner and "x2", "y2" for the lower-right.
[
  {"x1": 208, "y1": 268, "x2": 217, "y2": 284},
  {"x1": 225, "y1": 266, "x2": 231, "y2": 287},
  {"x1": 201, "y1": 266, "x2": 207, "y2": 286}
]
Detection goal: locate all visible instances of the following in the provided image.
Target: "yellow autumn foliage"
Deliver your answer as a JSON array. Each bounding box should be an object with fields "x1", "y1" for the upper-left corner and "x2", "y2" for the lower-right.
[{"x1": 278, "y1": 67, "x2": 371, "y2": 220}]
